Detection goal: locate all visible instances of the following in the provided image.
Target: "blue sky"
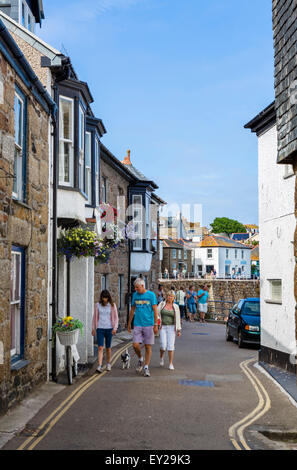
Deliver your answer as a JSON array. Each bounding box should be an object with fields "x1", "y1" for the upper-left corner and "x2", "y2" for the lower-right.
[{"x1": 39, "y1": 0, "x2": 274, "y2": 227}]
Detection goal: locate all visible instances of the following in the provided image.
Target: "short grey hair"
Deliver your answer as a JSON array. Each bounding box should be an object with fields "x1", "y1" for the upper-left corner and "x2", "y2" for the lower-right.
[{"x1": 134, "y1": 278, "x2": 145, "y2": 287}]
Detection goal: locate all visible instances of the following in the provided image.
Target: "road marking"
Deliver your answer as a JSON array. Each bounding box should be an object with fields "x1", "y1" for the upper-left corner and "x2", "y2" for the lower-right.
[
  {"x1": 179, "y1": 380, "x2": 214, "y2": 388},
  {"x1": 229, "y1": 357, "x2": 271, "y2": 450},
  {"x1": 18, "y1": 342, "x2": 132, "y2": 451}
]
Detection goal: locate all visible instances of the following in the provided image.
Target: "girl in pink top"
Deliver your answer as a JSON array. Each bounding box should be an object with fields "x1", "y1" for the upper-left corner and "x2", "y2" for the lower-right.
[{"x1": 92, "y1": 290, "x2": 119, "y2": 373}]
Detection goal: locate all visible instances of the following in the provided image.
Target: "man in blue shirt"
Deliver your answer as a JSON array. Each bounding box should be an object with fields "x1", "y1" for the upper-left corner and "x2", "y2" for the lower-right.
[
  {"x1": 197, "y1": 285, "x2": 209, "y2": 323},
  {"x1": 128, "y1": 278, "x2": 158, "y2": 377}
]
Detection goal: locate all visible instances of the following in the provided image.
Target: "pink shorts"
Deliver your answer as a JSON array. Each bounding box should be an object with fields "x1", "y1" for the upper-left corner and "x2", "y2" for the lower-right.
[{"x1": 133, "y1": 326, "x2": 155, "y2": 345}]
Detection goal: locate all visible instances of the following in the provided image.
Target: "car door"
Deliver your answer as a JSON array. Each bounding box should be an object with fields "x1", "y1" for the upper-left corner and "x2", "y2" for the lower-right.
[
  {"x1": 228, "y1": 303, "x2": 238, "y2": 336},
  {"x1": 232, "y1": 300, "x2": 244, "y2": 339}
]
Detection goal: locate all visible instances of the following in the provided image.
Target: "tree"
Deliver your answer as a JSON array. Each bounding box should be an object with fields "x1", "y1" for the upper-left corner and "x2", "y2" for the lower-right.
[{"x1": 210, "y1": 217, "x2": 247, "y2": 236}]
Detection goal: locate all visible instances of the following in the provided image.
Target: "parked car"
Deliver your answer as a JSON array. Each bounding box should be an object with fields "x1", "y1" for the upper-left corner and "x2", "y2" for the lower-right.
[{"x1": 226, "y1": 298, "x2": 260, "y2": 348}]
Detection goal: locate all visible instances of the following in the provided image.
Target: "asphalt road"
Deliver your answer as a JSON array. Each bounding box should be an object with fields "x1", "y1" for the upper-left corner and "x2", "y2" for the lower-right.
[{"x1": 3, "y1": 321, "x2": 297, "y2": 451}]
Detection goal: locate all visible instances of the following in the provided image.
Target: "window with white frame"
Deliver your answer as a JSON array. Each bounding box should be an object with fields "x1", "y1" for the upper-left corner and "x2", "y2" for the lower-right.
[
  {"x1": 184, "y1": 250, "x2": 187, "y2": 260},
  {"x1": 226, "y1": 249, "x2": 229, "y2": 259},
  {"x1": 235, "y1": 249, "x2": 238, "y2": 259},
  {"x1": 207, "y1": 248, "x2": 213, "y2": 259},
  {"x1": 241, "y1": 250, "x2": 244, "y2": 259},
  {"x1": 268, "y1": 279, "x2": 282, "y2": 303},
  {"x1": 85, "y1": 132, "x2": 92, "y2": 203},
  {"x1": 178, "y1": 250, "x2": 182, "y2": 260},
  {"x1": 10, "y1": 247, "x2": 24, "y2": 360},
  {"x1": 59, "y1": 96, "x2": 74, "y2": 186},
  {"x1": 172, "y1": 249, "x2": 176, "y2": 259},
  {"x1": 132, "y1": 194, "x2": 143, "y2": 250},
  {"x1": 78, "y1": 105, "x2": 85, "y2": 192},
  {"x1": 284, "y1": 164, "x2": 294, "y2": 179},
  {"x1": 13, "y1": 91, "x2": 25, "y2": 201},
  {"x1": 101, "y1": 274, "x2": 108, "y2": 291},
  {"x1": 101, "y1": 176, "x2": 107, "y2": 203}
]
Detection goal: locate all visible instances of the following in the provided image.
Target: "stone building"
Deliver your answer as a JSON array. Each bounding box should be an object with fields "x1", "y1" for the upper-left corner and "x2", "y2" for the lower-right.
[
  {"x1": 0, "y1": 3, "x2": 166, "y2": 396},
  {"x1": 0, "y1": 17, "x2": 55, "y2": 413},
  {"x1": 161, "y1": 239, "x2": 192, "y2": 279}
]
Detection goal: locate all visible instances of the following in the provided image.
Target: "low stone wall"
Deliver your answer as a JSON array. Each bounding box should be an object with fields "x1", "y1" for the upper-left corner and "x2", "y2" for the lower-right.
[{"x1": 159, "y1": 279, "x2": 260, "y2": 319}]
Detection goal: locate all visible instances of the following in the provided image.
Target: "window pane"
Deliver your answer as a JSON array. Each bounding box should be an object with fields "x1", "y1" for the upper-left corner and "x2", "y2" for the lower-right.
[
  {"x1": 14, "y1": 254, "x2": 21, "y2": 302},
  {"x1": 15, "y1": 95, "x2": 23, "y2": 148},
  {"x1": 60, "y1": 98, "x2": 73, "y2": 141},
  {"x1": 59, "y1": 141, "x2": 72, "y2": 184}
]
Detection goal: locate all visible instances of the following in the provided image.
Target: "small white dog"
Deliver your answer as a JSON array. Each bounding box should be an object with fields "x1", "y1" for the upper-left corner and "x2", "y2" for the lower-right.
[{"x1": 121, "y1": 349, "x2": 131, "y2": 369}]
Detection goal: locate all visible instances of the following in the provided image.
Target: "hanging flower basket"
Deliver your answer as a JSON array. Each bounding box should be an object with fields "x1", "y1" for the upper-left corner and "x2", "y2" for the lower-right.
[
  {"x1": 52, "y1": 316, "x2": 84, "y2": 346},
  {"x1": 57, "y1": 329, "x2": 80, "y2": 346}
]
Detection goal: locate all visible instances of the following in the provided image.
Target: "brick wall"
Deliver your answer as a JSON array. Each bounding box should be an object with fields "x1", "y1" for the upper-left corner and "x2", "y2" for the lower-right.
[{"x1": 0, "y1": 52, "x2": 50, "y2": 414}]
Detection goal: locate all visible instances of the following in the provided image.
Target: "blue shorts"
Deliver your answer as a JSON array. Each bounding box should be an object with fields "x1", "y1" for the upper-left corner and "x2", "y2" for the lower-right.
[
  {"x1": 187, "y1": 303, "x2": 196, "y2": 314},
  {"x1": 97, "y1": 328, "x2": 113, "y2": 348}
]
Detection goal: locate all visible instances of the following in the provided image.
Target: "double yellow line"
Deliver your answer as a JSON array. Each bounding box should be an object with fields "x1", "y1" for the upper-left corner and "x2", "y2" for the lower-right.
[
  {"x1": 229, "y1": 357, "x2": 271, "y2": 450},
  {"x1": 18, "y1": 342, "x2": 132, "y2": 451}
]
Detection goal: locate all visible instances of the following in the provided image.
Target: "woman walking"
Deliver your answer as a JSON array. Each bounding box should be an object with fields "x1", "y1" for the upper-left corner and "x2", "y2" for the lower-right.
[
  {"x1": 92, "y1": 290, "x2": 118, "y2": 373},
  {"x1": 158, "y1": 290, "x2": 181, "y2": 370}
]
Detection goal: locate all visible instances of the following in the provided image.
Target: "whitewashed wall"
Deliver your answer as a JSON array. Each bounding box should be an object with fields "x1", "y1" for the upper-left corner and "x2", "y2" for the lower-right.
[{"x1": 258, "y1": 124, "x2": 296, "y2": 355}]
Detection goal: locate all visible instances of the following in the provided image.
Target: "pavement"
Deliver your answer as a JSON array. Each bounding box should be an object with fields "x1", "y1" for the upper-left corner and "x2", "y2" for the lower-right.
[{"x1": 0, "y1": 329, "x2": 133, "y2": 449}]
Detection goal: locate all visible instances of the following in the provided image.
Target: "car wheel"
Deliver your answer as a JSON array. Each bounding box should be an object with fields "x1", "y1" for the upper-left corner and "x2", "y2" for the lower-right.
[
  {"x1": 226, "y1": 325, "x2": 233, "y2": 342},
  {"x1": 238, "y1": 330, "x2": 245, "y2": 349}
]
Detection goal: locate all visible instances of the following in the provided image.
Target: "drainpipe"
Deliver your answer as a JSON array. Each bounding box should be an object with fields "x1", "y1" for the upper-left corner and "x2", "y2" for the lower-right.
[
  {"x1": 127, "y1": 239, "x2": 131, "y2": 327},
  {"x1": 50, "y1": 82, "x2": 59, "y2": 382}
]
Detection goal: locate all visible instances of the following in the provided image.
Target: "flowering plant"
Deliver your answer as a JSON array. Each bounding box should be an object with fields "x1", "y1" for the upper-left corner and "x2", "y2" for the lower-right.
[
  {"x1": 58, "y1": 227, "x2": 119, "y2": 264},
  {"x1": 52, "y1": 316, "x2": 84, "y2": 337}
]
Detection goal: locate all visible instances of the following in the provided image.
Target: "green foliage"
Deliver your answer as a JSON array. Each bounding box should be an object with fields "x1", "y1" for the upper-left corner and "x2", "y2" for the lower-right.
[{"x1": 210, "y1": 217, "x2": 247, "y2": 236}]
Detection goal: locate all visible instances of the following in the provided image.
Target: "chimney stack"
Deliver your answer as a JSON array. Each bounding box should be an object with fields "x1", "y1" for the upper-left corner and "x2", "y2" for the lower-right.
[{"x1": 121, "y1": 149, "x2": 132, "y2": 165}]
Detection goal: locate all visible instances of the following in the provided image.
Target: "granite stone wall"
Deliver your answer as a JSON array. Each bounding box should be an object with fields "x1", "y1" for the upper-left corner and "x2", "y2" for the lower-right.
[{"x1": 0, "y1": 52, "x2": 50, "y2": 414}]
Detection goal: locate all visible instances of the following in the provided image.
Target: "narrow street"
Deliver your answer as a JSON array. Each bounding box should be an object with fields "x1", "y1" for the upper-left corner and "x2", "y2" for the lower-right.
[{"x1": 2, "y1": 322, "x2": 297, "y2": 451}]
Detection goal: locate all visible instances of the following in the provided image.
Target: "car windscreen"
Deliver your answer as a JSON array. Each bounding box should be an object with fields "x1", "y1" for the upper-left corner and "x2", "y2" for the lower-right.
[{"x1": 241, "y1": 301, "x2": 260, "y2": 316}]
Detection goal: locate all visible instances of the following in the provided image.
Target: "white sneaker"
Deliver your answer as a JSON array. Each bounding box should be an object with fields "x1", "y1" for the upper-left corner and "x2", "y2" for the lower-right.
[
  {"x1": 106, "y1": 363, "x2": 111, "y2": 372},
  {"x1": 96, "y1": 365, "x2": 103, "y2": 374},
  {"x1": 169, "y1": 364, "x2": 174, "y2": 371},
  {"x1": 160, "y1": 358, "x2": 164, "y2": 367},
  {"x1": 143, "y1": 367, "x2": 150, "y2": 377},
  {"x1": 136, "y1": 358, "x2": 144, "y2": 373}
]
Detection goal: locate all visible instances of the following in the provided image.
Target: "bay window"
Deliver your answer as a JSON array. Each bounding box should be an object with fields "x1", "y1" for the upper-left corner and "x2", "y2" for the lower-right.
[
  {"x1": 59, "y1": 96, "x2": 74, "y2": 186},
  {"x1": 85, "y1": 132, "x2": 92, "y2": 203},
  {"x1": 132, "y1": 194, "x2": 143, "y2": 250},
  {"x1": 95, "y1": 139, "x2": 100, "y2": 207},
  {"x1": 78, "y1": 105, "x2": 85, "y2": 192}
]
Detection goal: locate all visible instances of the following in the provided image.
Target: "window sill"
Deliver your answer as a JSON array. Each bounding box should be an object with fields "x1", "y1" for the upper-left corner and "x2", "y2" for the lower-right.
[
  {"x1": 12, "y1": 199, "x2": 32, "y2": 211},
  {"x1": 11, "y1": 360, "x2": 31, "y2": 371},
  {"x1": 265, "y1": 299, "x2": 282, "y2": 305}
]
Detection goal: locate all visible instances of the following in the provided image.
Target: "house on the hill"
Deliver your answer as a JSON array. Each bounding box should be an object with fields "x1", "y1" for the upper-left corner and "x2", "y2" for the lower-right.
[{"x1": 194, "y1": 235, "x2": 252, "y2": 278}]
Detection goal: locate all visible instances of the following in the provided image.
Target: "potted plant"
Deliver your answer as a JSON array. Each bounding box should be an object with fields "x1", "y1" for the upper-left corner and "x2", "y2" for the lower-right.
[{"x1": 52, "y1": 316, "x2": 84, "y2": 346}]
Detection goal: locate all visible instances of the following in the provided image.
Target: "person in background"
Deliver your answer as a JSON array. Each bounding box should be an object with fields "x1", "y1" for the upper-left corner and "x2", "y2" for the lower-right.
[
  {"x1": 92, "y1": 290, "x2": 118, "y2": 373},
  {"x1": 157, "y1": 284, "x2": 165, "y2": 304},
  {"x1": 197, "y1": 285, "x2": 209, "y2": 324},
  {"x1": 173, "y1": 268, "x2": 177, "y2": 279},
  {"x1": 164, "y1": 268, "x2": 168, "y2": 279},
  {"x1": 176, "y1": 286, "x2": 186, "y2": 324},
  {"x1": 186, "y1": 285, "x2": 197, "y2": 322},
  {"x1": 158, "y1": 290, "x2": 181, "y2": 370}
]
